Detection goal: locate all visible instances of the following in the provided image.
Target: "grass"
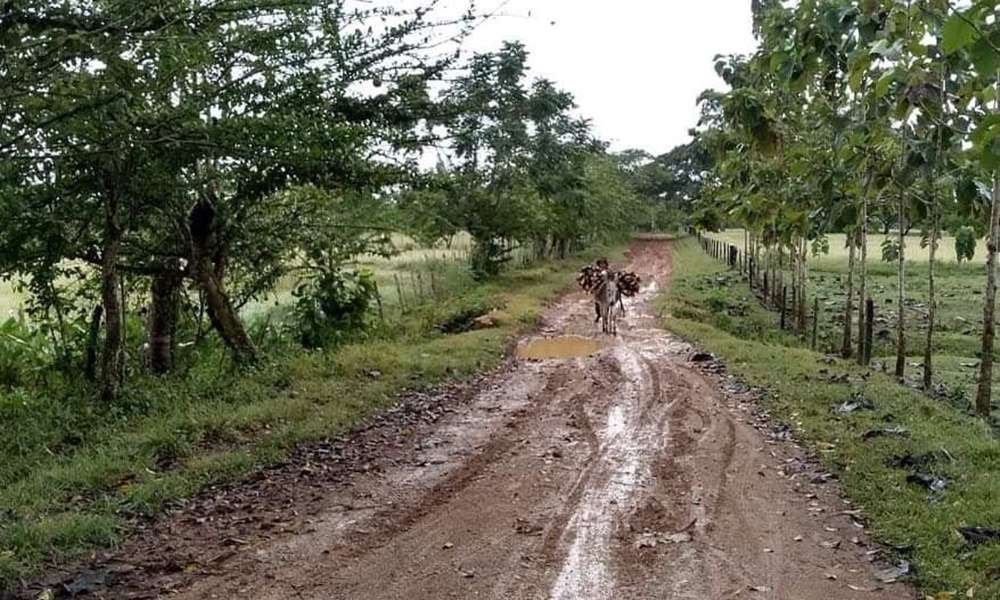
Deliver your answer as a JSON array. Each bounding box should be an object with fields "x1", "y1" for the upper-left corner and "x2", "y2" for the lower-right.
[
  {"x1": 704, "y1": 230, "x2": 1000, "y2": 411},
  {"x1": 662, "y1": 237, "x2": 1000, "y2": 597},
  {"x1": 0, "y1": 243, "x2": 624, "y2": 590}
]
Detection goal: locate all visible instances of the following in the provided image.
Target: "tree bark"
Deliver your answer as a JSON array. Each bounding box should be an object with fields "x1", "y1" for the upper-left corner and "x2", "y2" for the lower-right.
[
  {"x1": 864, "y1": 298, "x2": 874, "y2": 366},
  {"x1": 556, "y1": 238, "x2": 569, "y2": 260},
  {"x1": 148, "y1": 264, "x2": 184, "y2": 375},
  {"x1": 924, "y1": 200, "x2": 939, "y2": 391},
  {"x1": 190, "y1": 198, "x2": 257, "y2": 364},
  {"x1": 100, "y1": 192, "x2": 124, "y2": 402},
  {"x1": 976, "y1": 173, "x2": 1000, "y2": 418},
  {"x1": 842, "y1": 235, "x2": 855, "y2": 359},
  {"x1": 798, "y1": 237, "x2": 808, "y2": 332},
  {"x1": 895, "y1": 192, "x2": 906, "y2": 381},
  {"x1": 84, "y1": 304, "x2": 103, "y2": 382},
  {"x1": 858, "y1": 190, "x2": 870, "y2": 366}
]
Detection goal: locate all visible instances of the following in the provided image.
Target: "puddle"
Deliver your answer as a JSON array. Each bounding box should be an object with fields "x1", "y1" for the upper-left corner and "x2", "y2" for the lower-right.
[{"x1": 516, "y1": 336, "x2": 605, "y2": 360}]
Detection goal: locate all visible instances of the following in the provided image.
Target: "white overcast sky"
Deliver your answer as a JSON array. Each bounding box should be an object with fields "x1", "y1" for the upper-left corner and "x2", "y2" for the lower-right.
[{"x1": 460, "y1": 1, "x2": 759, "y2": 156}]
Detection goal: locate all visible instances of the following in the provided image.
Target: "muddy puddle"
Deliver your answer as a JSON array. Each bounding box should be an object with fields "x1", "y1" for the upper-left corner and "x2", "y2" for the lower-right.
[{"x1": 516, "y1": 336, "x2": 606, "y2": 360}]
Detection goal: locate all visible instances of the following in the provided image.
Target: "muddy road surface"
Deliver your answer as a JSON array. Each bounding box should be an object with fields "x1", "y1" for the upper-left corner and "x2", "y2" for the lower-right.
[{"x1": 34, "y1": 240, "x2": 915, "y2": 599}]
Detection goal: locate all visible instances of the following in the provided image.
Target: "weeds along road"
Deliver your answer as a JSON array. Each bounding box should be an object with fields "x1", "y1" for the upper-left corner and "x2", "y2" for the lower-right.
[{"x1": 56, "y1": 240, "x2": 915, "y2": 599}]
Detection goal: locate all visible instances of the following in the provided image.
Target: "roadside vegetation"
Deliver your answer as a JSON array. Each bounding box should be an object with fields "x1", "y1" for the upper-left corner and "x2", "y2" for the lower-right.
[
  {"x1": 0, "y1": 1, "x2": 663, "y2": 589},
  {"x1": 670, "y1": 1, "x2": 1000, "y2": 594},
  {"x1": 0, "y1": 240, "x2": 625, "y2": 586},
  {"x1": 689, "y1": 0, "x2": 998, "y2": 420},
  {"x1": 708, "y1": 229, "x2": 1000, "y2": 412},
  {"x1": 663, "y1": 237, "x2": 999, "y2": 598}
]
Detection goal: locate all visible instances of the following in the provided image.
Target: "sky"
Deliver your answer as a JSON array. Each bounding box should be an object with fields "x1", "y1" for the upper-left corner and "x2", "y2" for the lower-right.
[{"x1": 461, "y1": 1, "x2": 759, "y2": 156}]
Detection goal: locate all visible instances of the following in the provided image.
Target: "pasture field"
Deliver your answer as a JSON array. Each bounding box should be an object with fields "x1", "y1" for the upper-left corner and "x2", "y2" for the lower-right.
[{"x1": 705, "y1": 230, "x2": 1000, "y2": 410}]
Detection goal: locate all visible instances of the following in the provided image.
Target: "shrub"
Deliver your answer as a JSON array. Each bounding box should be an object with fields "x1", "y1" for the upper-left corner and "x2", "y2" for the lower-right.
[
  {"x1": 292, "y1": 270, "x2": 377, "y2": 349},
  {"x1": 955, "y1": 226, "x2": 976, "y2": 264},
  {"x1": 881, "y1": 237, "x2": 900, "y2": 263},
  {"x1": 0, "y1": 317, "x2": 55, "y2": 389}
]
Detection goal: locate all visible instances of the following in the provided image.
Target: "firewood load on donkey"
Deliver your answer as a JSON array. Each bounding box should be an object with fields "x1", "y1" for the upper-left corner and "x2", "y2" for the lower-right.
[{"x1": 577, "y1": 258, "x2": 641, "y2": 336}]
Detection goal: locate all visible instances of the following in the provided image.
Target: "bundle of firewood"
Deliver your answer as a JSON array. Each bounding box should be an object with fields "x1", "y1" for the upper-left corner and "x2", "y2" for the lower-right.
[
  {"x1": 576, "y1": 265, "x2": 604, "y2": 292},
  {"x1": 617, "y1": 272, "x2": 642, "y2": 297},
  {"x1": 577, "y1": 263, "x2": 641, "y2": 298}
]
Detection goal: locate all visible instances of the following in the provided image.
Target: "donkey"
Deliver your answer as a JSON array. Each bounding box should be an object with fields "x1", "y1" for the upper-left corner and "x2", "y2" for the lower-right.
[{"x1": 592, "y1": 269, "x2": 620, "y2": 335}]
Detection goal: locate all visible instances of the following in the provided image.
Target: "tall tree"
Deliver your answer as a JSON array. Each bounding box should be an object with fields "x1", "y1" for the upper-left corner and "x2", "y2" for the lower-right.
[{"x1": 0, "y1": 0, "x2": 472, "y2": 397}]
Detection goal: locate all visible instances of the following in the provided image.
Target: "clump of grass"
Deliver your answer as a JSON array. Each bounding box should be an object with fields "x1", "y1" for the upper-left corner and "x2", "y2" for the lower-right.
[{"x1": 662, "y1": 237, "x2": 1000, "y2": 597}]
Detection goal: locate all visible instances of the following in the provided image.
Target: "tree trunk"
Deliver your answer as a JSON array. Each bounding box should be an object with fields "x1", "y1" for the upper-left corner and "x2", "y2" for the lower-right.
[
  {"x1": 148, "y1": 265, "x2": 184, "y2": 375},
  {"x1": 190, "y1": 199, "x2": 257, "y2": 364},
  {"x1": 744, "y1": 230, "x2": 750, "y2": 278},
  {"x1": 534, "y1": 236, "x2": 548, "y2": 260},
  {"x1": 84, "y1": 304, "x2": 103, "y2": 382},
  {"x1": 557, "y1": 238, "x2": 569, "y2": 260},
  {"x1": 895, "y1": 192, "x2": 906, "y2": 381},
  {"x1": 976, "y1": 173, "x2": 1000, "y2": 418},
  {"x1": 864, "y1": 298, "x2": 874, "y2": 366},
  {"x1": 858, "y1": 191, "x2": 870, "y2": 366},
  {"x1": 100, "y1": 193, "x2": 124, "y2": 402},
  {"x1": 924, "y1": 201, "x2": 939, "y2": 391},
  {"x1": 842, "y1": 234, "x2": 856, "y2": 358},
  {"x1": 798, "y1": 237, "x2": 808, "y2": 332}
]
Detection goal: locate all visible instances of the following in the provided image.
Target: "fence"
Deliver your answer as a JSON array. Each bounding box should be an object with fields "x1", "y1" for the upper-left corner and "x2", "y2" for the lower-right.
[{"x1": 694, "y1": 232, "x2": 876, "y2": 358}]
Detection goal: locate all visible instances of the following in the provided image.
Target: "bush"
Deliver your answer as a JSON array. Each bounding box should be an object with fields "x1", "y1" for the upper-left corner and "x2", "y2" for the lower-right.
[
  {"x1": 955, "y1": 226, "x2": 976, "y2": 264},
  {"x1": 292, "y1": 270, "x2": 378, "y2": 349},
  {"x1": 0, "y1": 317, "x2": 55, "y2": 389},
  {"x1": 470, "y1": 238, "x2": 513, "y2": 280},
  {"x1": 881, "y1": 237, "x2": 900, "y2": 263}
]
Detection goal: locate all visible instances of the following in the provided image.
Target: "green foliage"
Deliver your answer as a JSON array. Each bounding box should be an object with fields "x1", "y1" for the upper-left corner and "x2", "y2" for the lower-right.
[
  {"x1": 419, "y1": 42, "x2": 637, "y2": 277},
  {"x1": 0, "y1": 0, "x2": 469, "y2": 387},
  {"x1": 811, "y1": 236, "x2": 831, "y2": 257},
  {"x1": 292, "y1": 270, "x2": 378, "y2": 350},
  {"x1": 616, "y1": 141, "x2": 713, "y2": 232},
  {"x1": 955, "y1": 226, "x2": 977, "y2": 263},
  {"x1": 881, "y1": 237, "x2": 901, "y2": 263},
  {"x1": 0, "y1": 318, "x2": 47, "y2": 389}
]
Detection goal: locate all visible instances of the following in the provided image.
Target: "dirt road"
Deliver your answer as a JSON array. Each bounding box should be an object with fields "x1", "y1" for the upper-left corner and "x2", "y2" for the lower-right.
[{"x1": 38, "y1": 241, "x2": 915, "y2": 599}]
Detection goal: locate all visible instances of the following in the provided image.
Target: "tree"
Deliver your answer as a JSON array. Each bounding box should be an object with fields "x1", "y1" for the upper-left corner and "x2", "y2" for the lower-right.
[
  {"x1": 0, "y1": 0, "x2": 473, "y2": 398},
  {"x1": 431, "y1": 41, "x2": 633, "y2": 277}
]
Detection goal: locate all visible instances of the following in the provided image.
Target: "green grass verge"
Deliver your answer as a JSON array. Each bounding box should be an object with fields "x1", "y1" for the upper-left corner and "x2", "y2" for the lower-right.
[
  {"x1": 0, "y1": 246, "x2": 623, "y2": 589},
  {"x1": 661, "y1": 237, "x2": 1000, "y2": 598}
]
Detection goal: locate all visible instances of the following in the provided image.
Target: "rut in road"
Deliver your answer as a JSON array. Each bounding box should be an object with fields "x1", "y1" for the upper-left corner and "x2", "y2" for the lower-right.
[{"x1": 52, "y1": 240, "x2": 915, "y2": 600}]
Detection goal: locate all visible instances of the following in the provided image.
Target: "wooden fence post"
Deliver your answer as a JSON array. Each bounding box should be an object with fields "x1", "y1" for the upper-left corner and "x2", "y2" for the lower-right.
[
  {"x1": 781, "y1": 285, "x2": 788, "y2": 330},
  {"x1": 373, "y1": 282, "x2": 386, "y2": 323},
  {"x1": 394, "y1": 274, "x2": 407, "y2": 314},
  {"x1": 864, "y1": 298, "x2": 875, "y2": 366},
  {"x1": 812, "y1": 296, "x2": 820, "y2": 351}
]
